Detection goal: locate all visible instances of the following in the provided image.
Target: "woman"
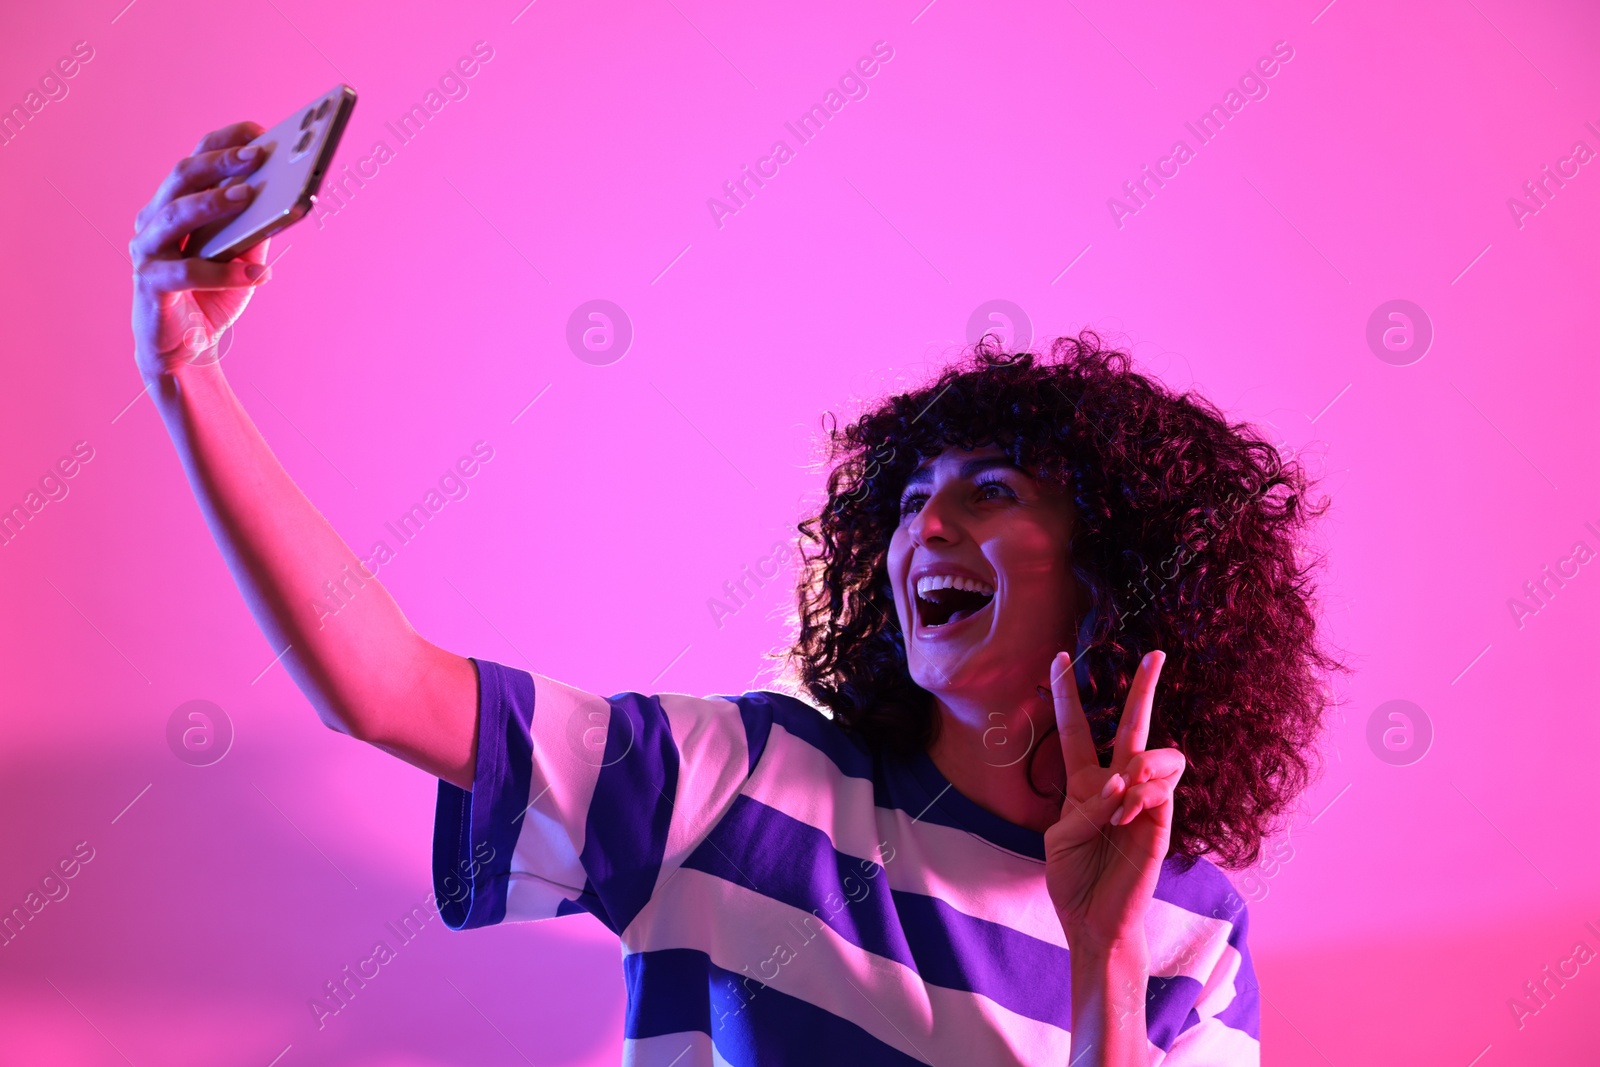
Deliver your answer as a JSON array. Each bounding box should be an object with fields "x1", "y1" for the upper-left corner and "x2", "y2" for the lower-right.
[{"x1": 130, "y1": 122, "x2": 1338, "y2": 1066}]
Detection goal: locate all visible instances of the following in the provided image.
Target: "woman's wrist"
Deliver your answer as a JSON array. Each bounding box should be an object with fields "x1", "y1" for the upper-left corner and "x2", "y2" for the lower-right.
[
  {"x1": 1067, "y1": 933, "x2": 1151, "y2": 1067},
  {"x1": 139, "y1": 351, "x2": 231, "y2": 421}
]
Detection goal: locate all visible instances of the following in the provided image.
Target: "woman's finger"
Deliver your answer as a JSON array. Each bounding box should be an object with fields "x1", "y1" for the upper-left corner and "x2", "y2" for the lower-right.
[
  {"x1": 1111, "y1": 650, "x2": 1165, "y2": 774},
  {"x1": 136, "y1": 142, "x2": 270, "y2": 234},
  {"x1": 238, "y1": 233, "x2": 271, "y2": 266},
  {"x1": 131, "y1": 184, "x2": 258, "y2": 261},
  {"x1": 135, "y1": 254, "x2": 269, "y2": 295},
  {"x1": 1050, "y1": 651, "x2": 1100, "y2": 780},
  {"x1": 191, "y1": 120, "x2": 265, "y2": 156},
  {"x1": 1109, "y1": 775, "x2": 1179, "y2": 828},
  {"x1": 1123, "y1": 746, "x2": 1185, "y2": 786}
]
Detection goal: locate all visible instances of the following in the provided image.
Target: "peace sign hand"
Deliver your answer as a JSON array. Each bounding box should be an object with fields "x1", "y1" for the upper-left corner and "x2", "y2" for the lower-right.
[{"x1": 1043, "y1": 650, "x2": 1185, "y2": 953}]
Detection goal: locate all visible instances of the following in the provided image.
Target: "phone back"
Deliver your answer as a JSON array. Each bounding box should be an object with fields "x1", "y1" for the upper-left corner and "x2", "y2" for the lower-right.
[{"x1": 197, "y1": 84, "x2": 355, "y2": 261}]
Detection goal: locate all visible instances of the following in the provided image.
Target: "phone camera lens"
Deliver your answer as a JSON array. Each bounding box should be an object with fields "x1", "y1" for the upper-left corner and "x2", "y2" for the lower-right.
[
  {"x1": 293, "y1": 129, "x2": 313, "y2": 154},
  {"x1": 300, "y1": 109, "x2": 314, "y2": 129},
  {"x1": 314, "y1": 99, "x2": 330, "y2": 120}
]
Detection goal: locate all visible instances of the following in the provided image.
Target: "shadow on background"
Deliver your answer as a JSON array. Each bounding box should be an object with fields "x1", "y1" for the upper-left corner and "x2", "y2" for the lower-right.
[{"x1": 0, "y1": 738, "x2": 627, "y2": 1067}]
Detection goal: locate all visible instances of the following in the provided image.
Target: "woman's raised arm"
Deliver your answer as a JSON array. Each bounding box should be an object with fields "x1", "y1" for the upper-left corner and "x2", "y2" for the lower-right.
[{"x1": 129, "y1": 120, "x2": 478, "y2": 790}]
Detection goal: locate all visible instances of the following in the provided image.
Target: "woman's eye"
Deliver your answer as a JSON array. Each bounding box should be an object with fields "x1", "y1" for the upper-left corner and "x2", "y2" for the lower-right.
[{"x1": 899, "y1": 481, "x2": 1014, "y2": 515}]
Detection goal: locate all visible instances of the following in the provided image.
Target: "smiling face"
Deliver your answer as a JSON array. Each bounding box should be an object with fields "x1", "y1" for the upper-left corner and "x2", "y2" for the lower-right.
[{"x1": 887, "y1": 443, "x2": 1079, "y2": 709}]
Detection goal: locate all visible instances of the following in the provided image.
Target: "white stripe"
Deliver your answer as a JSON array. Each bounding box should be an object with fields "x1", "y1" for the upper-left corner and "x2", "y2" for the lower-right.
[
  {"x1": 739, "y1": 718, "x2": 895, "y2": 860},
  {"x1": 651, "y1": 694, "x2": 752, "y2": 885},
  {"x1": 502, "y1": 869, "x2": 589, "y2": 920},
  {"x1": 504, "y1": 672, "x2": 610, "y2": 921},
  {"x1": 628, "y1": 867, "x2": 1067, "y2": 1065},
  {"x1": 1153, "y1": 1012, "x2": 1261, "y2": 1065},
  {"x1": 1144, "y1": 903, "x2": 1236, "y2": 985}
]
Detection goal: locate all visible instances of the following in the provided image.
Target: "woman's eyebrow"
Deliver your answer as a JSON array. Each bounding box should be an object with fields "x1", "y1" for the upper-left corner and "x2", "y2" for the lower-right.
[{"x1": 900, "y1": 456, "x2": 1026, "y2": 490}]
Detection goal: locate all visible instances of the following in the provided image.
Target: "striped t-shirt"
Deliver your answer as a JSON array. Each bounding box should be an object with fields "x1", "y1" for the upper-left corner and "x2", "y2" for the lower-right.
[{"x1": 433, "y1": 658, "x2": 1261, "y2": 1065}]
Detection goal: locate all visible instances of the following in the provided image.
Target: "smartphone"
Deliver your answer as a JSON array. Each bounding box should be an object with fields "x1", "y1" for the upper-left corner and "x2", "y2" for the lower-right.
[{"x1": 195, "y1": 84, "x2": 357, "y2": 262}]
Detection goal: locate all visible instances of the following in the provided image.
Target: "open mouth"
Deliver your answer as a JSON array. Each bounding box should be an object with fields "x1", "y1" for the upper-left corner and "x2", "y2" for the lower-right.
[{"x1": 914, "y1": 575, "x2": 996, "y2": 629}]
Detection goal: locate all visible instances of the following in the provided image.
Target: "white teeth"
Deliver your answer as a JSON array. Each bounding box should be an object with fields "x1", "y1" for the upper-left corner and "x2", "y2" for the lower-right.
[{"x1": 915, "y1": 574, "x2": 996, "y2": 598}]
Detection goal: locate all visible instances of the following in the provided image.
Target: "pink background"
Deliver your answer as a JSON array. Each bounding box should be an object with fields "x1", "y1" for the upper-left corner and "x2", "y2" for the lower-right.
[{"x1": 2, "y1": 0, "x2": 1598, "y2": 1063}]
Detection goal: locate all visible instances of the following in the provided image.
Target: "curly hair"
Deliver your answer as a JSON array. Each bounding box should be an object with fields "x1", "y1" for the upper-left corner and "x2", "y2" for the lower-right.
[{"x1": 785, "y1": 330, "x2": 1344, "y2": 870}]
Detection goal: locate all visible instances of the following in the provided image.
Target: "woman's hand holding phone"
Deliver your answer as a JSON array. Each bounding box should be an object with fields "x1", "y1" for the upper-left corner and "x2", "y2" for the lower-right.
[
  {"x1": 124, "y1": 117, "x2": 482, "y2": 794},
  {"x1": 130, "y1": 120, "x2": 272, "y2": 383}
]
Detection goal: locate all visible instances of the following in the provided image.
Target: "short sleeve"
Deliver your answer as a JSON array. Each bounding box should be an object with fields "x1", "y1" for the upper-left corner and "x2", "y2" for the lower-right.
[{"x1": 432, "y1": 658, "x2": 765, "y2": 937}]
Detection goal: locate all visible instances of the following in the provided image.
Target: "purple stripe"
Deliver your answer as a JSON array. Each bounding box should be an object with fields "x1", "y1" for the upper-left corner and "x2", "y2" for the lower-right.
[
  {"x1": 1152, "y1": 857, "x2": 1260, "y2": 1043},
  {"x1": 683, "y1": 795, "x2": 914, "y2": 966},
  {"x1": 1153, "y1": 855, "x2": 1245, "y2": 923},
  {"x1": 684, "y1": 795, "x2": 1076, "y2": 1028},
  {"x1": 1146, "y1": 974, "x2": 1205, "y2": 1050},
  {"x1": 624, "y1": 947, "x2": 710, "y2": 1038},
  {"x1": 1213, "y1": 904, "x2": 1261, "y2": 1038},
  {"x1": 576, "y1": 690, "x2": 680, "y2": 934},
  {"x1": 623, "y1": 947, "x2": 930, "y2": 1066},
  {"x1": 1152, "y1": 856, "x2": 1260, "y2": 1040},
  {"x1": 889, "y1": 888, "x2": 1071, "y2": 1026},
  {"x1": 717, "y1": 691, "x2": 775, "y2": 774},
  {"x1": 554, "y1": 896, "x2": 589, "y2": 919},
  {"x1": 899, "y1": 891, "x2": 1217, "y2": 1044},
  {"x1": 882, "y1": 747, "x2": 1047, "y2": 860},
  {"x1": 738, "y1": 689, "x2": 876, "y2": 779},
  {"x1": 724, "y1": 688, "x2": 1049, "y2": 858},
  {"x1": 432, "y1": 658, "x2": 533, "y2": 929}
]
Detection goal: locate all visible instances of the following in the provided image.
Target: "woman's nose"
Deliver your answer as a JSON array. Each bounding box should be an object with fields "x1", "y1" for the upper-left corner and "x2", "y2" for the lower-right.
[{"x1": 909, "y1": 488, "x2": 959, "y2": 546}]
